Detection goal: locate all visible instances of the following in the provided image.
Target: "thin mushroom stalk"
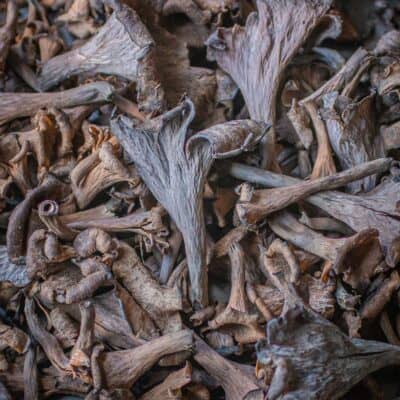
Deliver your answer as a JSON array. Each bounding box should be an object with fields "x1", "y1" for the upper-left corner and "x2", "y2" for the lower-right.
[
  {"x1": 193, "y1": 334, "x2": 264, "y2": 400},
  {"x1": 235, "y1": 158, "x2": 392, "y2": 225},
  {"x1": 111, "y1": 98, "x2": 268, "y2": 307},
  {"x1": 37, "y1": 2, "x2": 165, "y2": 114},
  {"x1": 206, "y1": 0, "x2": 333, "y2": 168},
  {"x1": 206, "y1": 243, "x2": 264, "y2": 344},
  {"x1": 0, "y1": 0, "x2": 18, "y2": 87},
  {"x1": 227, "y1": 161, "x2": 400, "y2": 266},
  {"x1": 268, "y1": 211, "x2": 381, "y2": 288},
  {"x1": 0, "y1": 82, "x2": 116, "y2": 125}
]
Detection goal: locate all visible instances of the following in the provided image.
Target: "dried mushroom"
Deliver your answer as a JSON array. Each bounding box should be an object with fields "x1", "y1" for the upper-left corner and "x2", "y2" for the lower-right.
[{"x1": 0, "y1": 0, "x2": 399, "y2": 399}]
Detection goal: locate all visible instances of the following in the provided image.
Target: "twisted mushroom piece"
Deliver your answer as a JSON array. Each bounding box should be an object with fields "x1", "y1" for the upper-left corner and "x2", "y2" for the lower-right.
[
  {"x1": 206, "y1": 243, "x2": 264, "y2": 344},
  {"x1": 100, "y1": 330, "x2": 193, "y2": 389},
  {"x1": 0, "y1": 82, "x2": 115, "y2": 125},
  {"x1": 235, "y1": 158, "x2": 392, "y2": 225},
  {"x1": 111, "y1": 98, "x2": 268, "y2": 306},
  {"x1": 268, "y1": 211, "x2": 382, "y2": 290},
  {"x1": 206, "y1": 0, "x2": 333, "y2": 167},
  {"x1": 26, "y1": 229, "x2": 76, "y2": 279},
  {"x1": 112, "y1": 242, "x2": 182, "y2": 334},
  {"x1": 227, "y1": 162, "x2": 400, "y2": 266},
  {"x1": 7, "y1": 174, "x2": 70, "y2": 263},
  {"x1": 263, "y1": 239, "x2": 336, "y2": 318},
  {"x1": 38, "y1": 2, "x2": 165, "y2": 114},
  {"x1": 71, "y1": 139, "x2": 140, "y2": 209}
]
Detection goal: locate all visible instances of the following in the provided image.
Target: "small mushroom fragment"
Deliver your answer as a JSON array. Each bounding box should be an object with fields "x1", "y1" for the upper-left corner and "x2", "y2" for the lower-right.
[
  {"x1": 0, "y1": 320, "x2": 30, "y2": 354},
  {"x1": 235, "y1": 158, "x2": 392, "y2": 224},
  {"x1": 71, "y1": 139, "x2": 139, "y2": 209},
  {"x1": 112, "y1": 98, "x2": 267, "y2": 306},
  {"x1": 0, "y1": 82, "x2": 116, "y2": 125},
  {"x1": 100, "y1": 329, "x2": 193, "y2": 388},
  {"x1": 38, "y1": 2, "x2": 165, "y2": 114},
  {"x1": 26, "y1": 229, "x2": 76, "y2": 279},
  {"x1": 360, "y1": 270, "x2": 400, "y2": 321},
  {"x1": 206, "y1": 243, "x2": 264, "y2": 344},
  {"x1": 206, "y1": 0, "x2": 333, "y2": 167},
  {"x1": 69, "y1": 301, "x2": 95, "y2": 378},
  {"x1": 321, "y1": 91, "x2": 385, "y2": 193},
  {"x1": 263, "y1": 239, "x2": 336, "y2": 318}
]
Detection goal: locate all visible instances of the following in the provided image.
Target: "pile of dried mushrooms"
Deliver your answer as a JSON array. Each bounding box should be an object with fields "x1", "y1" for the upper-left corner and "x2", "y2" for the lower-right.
[{"x1": 1, "y1": 0, "x2": 400, "y2": 399}]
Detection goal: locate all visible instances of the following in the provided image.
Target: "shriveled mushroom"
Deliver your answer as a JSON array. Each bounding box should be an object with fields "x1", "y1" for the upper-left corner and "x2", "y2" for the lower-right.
[
  {"x1": 38, "y1": 1, "x2": 165, "y2": 114},
  {"x1": 206, "y1": 0, "x2": 333, "y2": 167},
  {"x1": 111, "y1": 98, "x2": 267, "y2": 306}
]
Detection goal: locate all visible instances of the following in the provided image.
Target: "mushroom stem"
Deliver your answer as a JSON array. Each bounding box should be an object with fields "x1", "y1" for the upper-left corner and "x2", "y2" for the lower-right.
[{"x1": 100, "y1": 330, "x2": 193, "y2": 388}]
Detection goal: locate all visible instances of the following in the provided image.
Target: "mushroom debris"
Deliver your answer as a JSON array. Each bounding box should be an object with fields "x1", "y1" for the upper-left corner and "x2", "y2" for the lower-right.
[{"x1": 1, "y1": 0, "x2": 400, "y2": 399}]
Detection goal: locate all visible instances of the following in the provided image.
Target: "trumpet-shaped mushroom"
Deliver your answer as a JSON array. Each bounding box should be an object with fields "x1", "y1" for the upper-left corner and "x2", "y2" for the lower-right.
[
  {"x1": 0, "y1": 82, "x2": 116, "y2": 125},
  {"x1": 206, "y1": 0, "x2": 333, "y2": 166},
  {"x1": 111, "y1": 98, "x2": 267, "y2": 306},
  {"x1": 235, "y1": 158, "x2": 392, "y2": 224},
  {"x1": 38, "y1": 2, "x2": 165, "y2": 114},
  {"x1": 206, "y1": 243, "x2": 264, "y2": 344},
  {"x1": 100, "y1": 329, "x2": 193, "y2": 388},
  {"x1": 256, "y1": 303, "x2": 400, "y2": 400}
]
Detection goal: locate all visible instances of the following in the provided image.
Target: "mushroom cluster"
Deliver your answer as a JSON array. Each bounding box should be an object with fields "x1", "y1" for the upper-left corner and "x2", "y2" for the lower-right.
[{"x1": 0, "y1": 0, "x2": 400, "y2": 399}]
